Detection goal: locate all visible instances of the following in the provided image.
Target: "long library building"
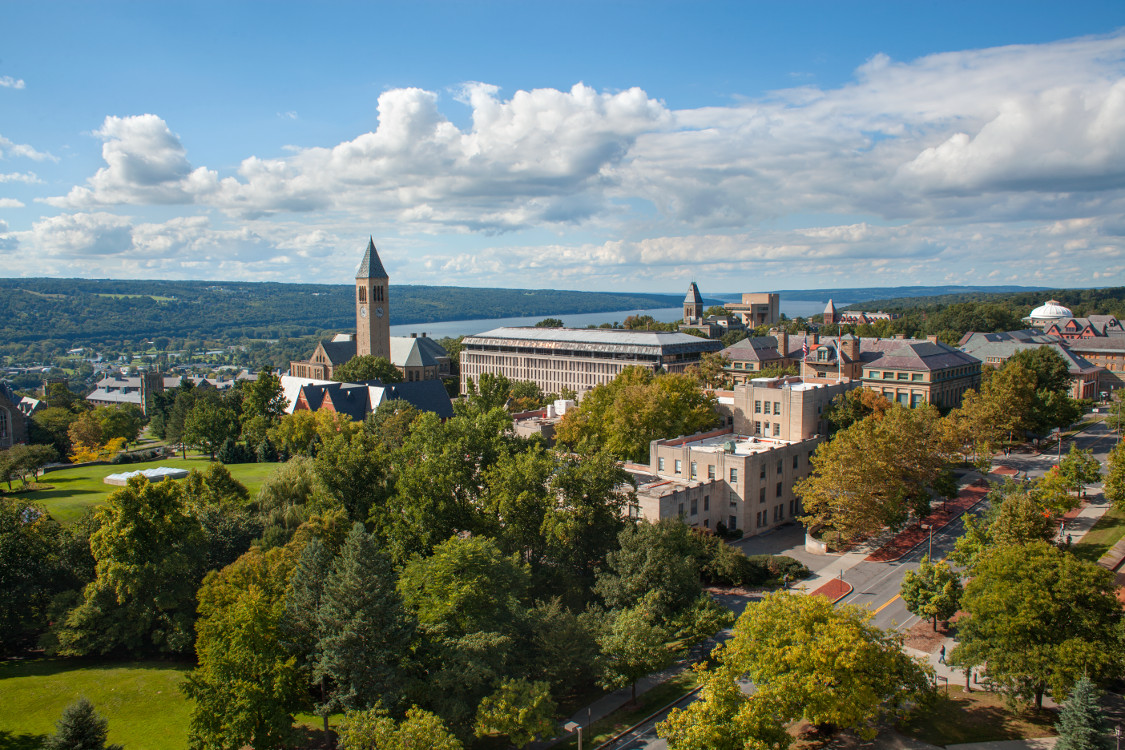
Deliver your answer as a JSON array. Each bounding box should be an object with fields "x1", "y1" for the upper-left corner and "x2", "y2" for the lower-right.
[{"x1": 458, "y1": 327, "x2": 722, "y2": 397}]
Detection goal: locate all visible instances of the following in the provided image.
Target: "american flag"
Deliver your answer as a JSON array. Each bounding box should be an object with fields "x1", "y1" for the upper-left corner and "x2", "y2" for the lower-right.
[{"x1": 802, "y1": 336, "x2": 808, "y2": 357}]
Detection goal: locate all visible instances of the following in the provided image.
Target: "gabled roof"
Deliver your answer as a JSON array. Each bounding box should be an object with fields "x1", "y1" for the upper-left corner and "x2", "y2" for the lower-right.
[
  {"x1": 319, "y1": 339, "x2": 358, "y2": 365},
  {"x1": 389, "y1": 336, "x2": 448, "y2": 368},
  {"x1": 381, "y1": 380, "x2": 455, "y2": 419},
  {"x1": 355, "y1": 237, "x2": 389, "y2": 279}
]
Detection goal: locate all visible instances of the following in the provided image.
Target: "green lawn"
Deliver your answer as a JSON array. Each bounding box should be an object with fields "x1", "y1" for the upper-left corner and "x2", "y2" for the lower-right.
[
  {"x1": 0, "y1": 659, "x2": 193, "y2": 749},
  {"x1": 12, "y1": 457, "x2": 281, "y2": 523},
  {"x1": 898, "y1": 686, "x2": 1055, "y2": 745},
  {"x1": 1073, "y1": 503, "x2": 1125, "y2": 563}
]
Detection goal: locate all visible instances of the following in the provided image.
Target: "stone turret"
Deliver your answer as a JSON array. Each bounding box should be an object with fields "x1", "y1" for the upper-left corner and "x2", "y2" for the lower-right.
[{"x1": 683, "y1": 281, "x2": 704, "y2": 323}]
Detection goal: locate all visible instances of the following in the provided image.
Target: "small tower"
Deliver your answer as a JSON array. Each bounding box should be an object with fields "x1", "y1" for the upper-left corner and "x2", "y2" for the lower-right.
[
  {"x1": 823, "y1": 299, "x2": 837, "y2": 325},
  {"x1": 355, "y1": 238, "x2": 390, "y2": 361},
  {"x1": 683, "y1": 282, "x2": 703, "y2": 323}
]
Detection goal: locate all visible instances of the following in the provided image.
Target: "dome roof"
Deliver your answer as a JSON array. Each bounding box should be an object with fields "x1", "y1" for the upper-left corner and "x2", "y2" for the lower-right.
[{"x1": 1029, "y1": 299, "x2": 1073, "y2": 320}]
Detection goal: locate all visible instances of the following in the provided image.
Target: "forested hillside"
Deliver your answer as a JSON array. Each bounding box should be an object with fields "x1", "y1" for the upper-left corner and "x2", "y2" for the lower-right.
[
  {"x1": 0, "y1": 278, "x2": 680, "y2": 346},
  {"x1": 850, "y1": 286, "x2": 1125, "y2": 317}
]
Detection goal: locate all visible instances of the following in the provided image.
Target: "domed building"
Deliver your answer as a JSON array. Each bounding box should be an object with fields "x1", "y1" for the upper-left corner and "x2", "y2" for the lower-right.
[{"x1": 1025, "y1": 299, "x2": 1074, "y2": 328}]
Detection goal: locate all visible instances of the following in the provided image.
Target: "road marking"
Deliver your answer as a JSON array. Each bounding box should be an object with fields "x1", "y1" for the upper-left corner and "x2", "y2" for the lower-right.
[{"x1": 873, "y1": 594, "x2": 900, "y2": 614}]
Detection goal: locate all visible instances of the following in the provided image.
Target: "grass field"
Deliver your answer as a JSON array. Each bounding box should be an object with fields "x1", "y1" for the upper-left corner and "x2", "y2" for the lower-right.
[
  {"x1": 898, "y1": 686, "x2": 1056, "y2": 745},
  {"x1": 1073, "y1": 503, "x2": 1125, "y2": 563},
  {"x1": 11, "y1": 457, "x2": 281, "y2": 523},
  {"x1": 0, "y1": 659, "x2": 193, "y2": 749}
]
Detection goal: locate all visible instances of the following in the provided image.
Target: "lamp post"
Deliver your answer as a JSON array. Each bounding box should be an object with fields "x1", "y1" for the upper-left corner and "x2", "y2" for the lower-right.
[
  {"x1": 1114, "y1": 724, "x2": 1120, "y2": 750},
  {"x1": 564, "y1": 721, "x2": 583, "y2": 750},
  {"x1": 921, "y1": 523, "x2": 933, "y2": 558}
]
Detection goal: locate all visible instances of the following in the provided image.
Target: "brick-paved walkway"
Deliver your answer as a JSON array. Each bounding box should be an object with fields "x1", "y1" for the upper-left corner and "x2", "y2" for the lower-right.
[
  {"x1": 865, "y1": 480, "x2": 991, "y2": 562},
  {"x1": 809, "y1": 577, "x2": 852, "y2": 602}
]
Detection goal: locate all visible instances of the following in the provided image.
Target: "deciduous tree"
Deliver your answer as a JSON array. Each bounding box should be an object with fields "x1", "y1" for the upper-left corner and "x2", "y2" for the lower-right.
[
  {"x1": 184, "y1": 400, "x2": 240, "y2": 461},
  {"x1": 183, "y1": 545, "x2": 305, "y2": 750},
  {"x1": 1105, "y1": 442, "x2": 1125, "y2": 510},
  {"x1": 0, "y1": 499, "x2": 66, "y2": 654},
  {"x1": 474, "y1": 678, "x2": 557, "y2": 748},
  {"x1": 333, "y1": 355, "x2": 403, "y2": 384},
  {"x1": 53, "y1": 476, "x2": 204, "y2": 656},
  {"x1": 900, "y1": 555, "x2": 962, "y2": 630},
  {"x1": 598, "y1": 596, "x2": 679, "y2": 703},
  {"x1": 950, "y1": 541, "x2": 1122, "y2": 708},
  {"x1": 338, "y1": 706, "x2": 463, "y2": 750},
  {"x1": 660, "y1": 592, "x2": 931, "y2": 744},
  {"x1": 594, "y1": 518, "x2": 702, "y2": 619}
]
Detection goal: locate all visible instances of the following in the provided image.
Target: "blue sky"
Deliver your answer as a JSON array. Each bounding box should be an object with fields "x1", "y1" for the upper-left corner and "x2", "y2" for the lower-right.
[{"x1": 2, "y1": 2, "x2": 1124, "y2": 293}]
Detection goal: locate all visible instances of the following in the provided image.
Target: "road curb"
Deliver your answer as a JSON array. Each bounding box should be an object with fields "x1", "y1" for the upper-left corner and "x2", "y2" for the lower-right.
[{"x1": 592, "y1": 684, "x2": 704, "y2": 750}]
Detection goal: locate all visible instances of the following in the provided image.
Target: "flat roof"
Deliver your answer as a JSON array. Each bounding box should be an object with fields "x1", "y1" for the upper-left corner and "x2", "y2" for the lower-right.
[
  {"x1": 464, "y1": 326, "x2": 722, "y2": 351},
  {"x1": 676, "y1": 433, "x2": 799, "y2": 456}
]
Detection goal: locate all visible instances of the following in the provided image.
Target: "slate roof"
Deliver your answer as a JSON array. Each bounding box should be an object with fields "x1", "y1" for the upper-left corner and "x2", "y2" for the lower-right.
[
  {"x1": 858, "y1": 339, "x2": 979, "y2": 371},
  {"x1": 958, "y1": 331, "x2": 1100, "y2": 375},
  {"x1": 1065, "y1": 333, "x2": 1125, "y2": 353},
  {"x1": 381, "y1": 380, "x2": 455, "y2": 420},
  {"x1": 355, "y1": 237, "x2": 389, "y2": 279},
  {"x1": 721, "y1": 336, "x2": 786, "y2": 363},
  {"x1": 319, "y1": 339, "x2": 359, "y2": 365},
  {"x1": 389, "y1": 336, "x2": 448, "y2": 368},
  {"x1": 684, "y1": 282, "x2": 703, "y2": 306},
  {"x1": 285, "y1": 377, "x2": 454, "y2": 421}
]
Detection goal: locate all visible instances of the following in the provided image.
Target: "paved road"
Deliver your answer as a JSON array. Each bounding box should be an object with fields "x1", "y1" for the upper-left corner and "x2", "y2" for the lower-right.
[{"x1": 601, "y1": 416, "x2": 1119, "y2": 750}]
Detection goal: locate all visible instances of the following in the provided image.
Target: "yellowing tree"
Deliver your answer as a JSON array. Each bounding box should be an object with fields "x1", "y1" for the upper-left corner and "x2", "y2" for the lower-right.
[{"x1": 659, "y1": 592, "x2": 931, "y2": 747}]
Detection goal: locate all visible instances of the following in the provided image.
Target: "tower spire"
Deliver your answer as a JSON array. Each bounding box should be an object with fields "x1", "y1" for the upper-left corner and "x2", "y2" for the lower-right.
[{"x1": 356, "y1": 237, "x2": 388, "y2": 279}]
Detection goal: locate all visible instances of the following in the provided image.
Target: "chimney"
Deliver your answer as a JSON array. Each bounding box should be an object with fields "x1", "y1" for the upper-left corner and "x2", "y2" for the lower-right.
[
  {"x1": 926, "y1": 334, "x2": 939, "y2": 344},
  {"x1": 411, "y1": 333, "x2": 417, "y2": 338},
  {"x1": 812, "y1": 332, "x2": 820, "y2": 345},
  {"x1": 422, "y1": 332, "x2": 427, "y2": 337},
  {"x1": 777, "y1": 330, "x2": 789, "y2": 355}
]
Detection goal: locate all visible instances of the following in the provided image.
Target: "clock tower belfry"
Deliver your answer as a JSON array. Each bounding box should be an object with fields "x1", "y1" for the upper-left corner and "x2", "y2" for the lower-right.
[{"x1": 355, "y1": 237, "x2": 390, "y2": 360}]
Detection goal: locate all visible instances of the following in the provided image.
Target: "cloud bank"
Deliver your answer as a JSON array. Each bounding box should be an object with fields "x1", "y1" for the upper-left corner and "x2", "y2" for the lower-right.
[{"x1": 8, "y1": 31, "x2": 1125, "y2": 288}]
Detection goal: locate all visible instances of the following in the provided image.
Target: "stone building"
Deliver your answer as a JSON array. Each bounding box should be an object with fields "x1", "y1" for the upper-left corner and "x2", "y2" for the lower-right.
[
  {"x1": 0, "y1": 382, "x2": 29, "y2": 450},
  {"x1": 958, "y1": 330, "x2": 1103, "y2": 399},
  {"x1": 458, "y1": 327, "x2": 722, "y2": 398},
  {"x1": 633, "y1": 426, "x2": 823, "y2": 536},
  {"x1": 716, "y1": 375, "x2": 858, "y2": 440},
  {"x1": 800, "y1": 335, "x2": 982, "y2": 409},
  {"x1": 289, "y1": 239, "x2": 450, "y2": 383},
  {"x1": 723, "y1": 293, "x2": 780, "y2": 327}
]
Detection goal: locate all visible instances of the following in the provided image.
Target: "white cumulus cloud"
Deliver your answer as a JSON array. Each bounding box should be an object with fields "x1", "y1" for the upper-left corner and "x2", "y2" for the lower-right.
[{"x1": 0, "y1": 76, "x2": 25, "y2": 89}]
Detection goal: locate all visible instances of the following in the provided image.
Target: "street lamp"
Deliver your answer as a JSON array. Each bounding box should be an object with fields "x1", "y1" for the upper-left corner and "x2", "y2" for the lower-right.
[
  {"x1": 564, "y1": 721, "x2": 583, "y2": 750},
  {"x1": 921, "y1": 523, "x2": 933, "y2": 559},
  {"x1": 1114, "y1": 724, "x2": 1120, "y2": 750}
]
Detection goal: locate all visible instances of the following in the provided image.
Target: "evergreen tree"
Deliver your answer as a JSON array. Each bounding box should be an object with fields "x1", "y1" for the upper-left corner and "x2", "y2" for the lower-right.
[
  {"x1": 315, "y1": 522, "x2": 417, "y2": 715},
  {"x1": 44, "y1": 698, "x2": 123, "y2": 750},
  {"x1": 256, "y1": 437, "x2": 279, "y2": 463},
  {"x1": 1055, "y1": 676, "x2": 1111, "y2": 750}
]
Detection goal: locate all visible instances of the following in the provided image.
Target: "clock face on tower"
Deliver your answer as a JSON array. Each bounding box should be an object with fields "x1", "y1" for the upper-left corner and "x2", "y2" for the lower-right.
[
  {"x1": 359, "y1": 306, "x2": 367, "y2": 318},
  {"x1": 375, "y1": 307, "x2": 384, "y2": 318}
]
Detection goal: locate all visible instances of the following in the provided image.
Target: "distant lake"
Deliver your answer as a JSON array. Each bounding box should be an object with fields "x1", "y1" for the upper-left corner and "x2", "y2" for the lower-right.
[{"x1": 390, "y1": 299, "x2": 843, "y2": 339}]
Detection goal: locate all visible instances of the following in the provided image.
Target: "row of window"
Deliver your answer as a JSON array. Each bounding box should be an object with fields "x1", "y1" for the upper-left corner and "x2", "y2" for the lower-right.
[
  {"x1": 753, "y1": 400, "x2": 783, "y2": 414},
  {"x1": 659, "y1": 453, "x2": 802, "y2": 482},
  {"x1": 866, "y1": 370, "x2": 925, "y2": 381}
]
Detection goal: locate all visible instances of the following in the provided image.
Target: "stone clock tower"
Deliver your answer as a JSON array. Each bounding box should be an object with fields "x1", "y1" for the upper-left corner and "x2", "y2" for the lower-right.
[{"x1": 355, "y1": 237, "x2": 390, "y2": 360}]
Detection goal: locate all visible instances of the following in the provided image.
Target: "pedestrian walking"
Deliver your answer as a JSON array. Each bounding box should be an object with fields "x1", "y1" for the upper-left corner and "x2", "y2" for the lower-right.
[{"x1": 939, "y1": 645, "x2": 946, "y2": 664}]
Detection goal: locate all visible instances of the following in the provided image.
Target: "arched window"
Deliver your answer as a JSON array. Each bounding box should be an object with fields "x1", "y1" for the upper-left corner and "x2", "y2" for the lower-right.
[{"x1": 0, "y1": 407, "x2": 10, "y2": 445}]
